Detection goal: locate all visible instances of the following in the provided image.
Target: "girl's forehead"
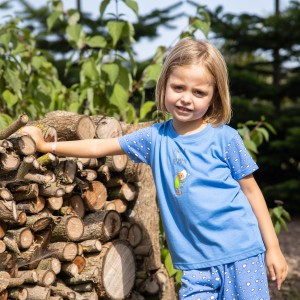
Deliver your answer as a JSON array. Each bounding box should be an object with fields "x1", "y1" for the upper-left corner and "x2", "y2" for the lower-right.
[{"x1": 170, "y1": 64, "x2": 214, "y2": 83}]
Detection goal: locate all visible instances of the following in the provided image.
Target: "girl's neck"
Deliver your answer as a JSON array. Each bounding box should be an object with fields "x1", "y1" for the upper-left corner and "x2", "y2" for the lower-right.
[{"x1": 172, "y1": 119, "x2": 208, "y2": 136}]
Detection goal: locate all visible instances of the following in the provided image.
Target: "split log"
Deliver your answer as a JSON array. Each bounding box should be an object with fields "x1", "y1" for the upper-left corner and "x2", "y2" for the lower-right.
[
  {"x1": 0, "y1": 188, "x2": 13, "y2": 201},
  {"x1": 0, "y1": 114, "x2": 28, "y2": 140},
  {"x1": 47, "y1": 242, "x2": 77, "y2": 262},
  {"x1": 16, "y1": 196, "x2": 45, "y2": 214},
  {"x1": 86, "y1": 240, "x2": 135, "y2": 299},
  {"x1": 42, "y1": 111, "x2": 96, "y2": 140},
  {"x1": 108, "y1": 182, "x2": 137, "y2": 201},
  {"x1": 0, "y1": 200, "x2": 18, "y2": 222},
  {"x1": 80, "y1": 210, "x2": 121, "y2": 242},
  {"x1": 37, "y1": 257, "x2": 61, "y2": 275},
  {"x1": 0, "y1": 241, "x2": 6, "y2": 254},
  {"x1": 24, "y1": 285, "x2": 50, "y2": 300},
  {"x1": 0, "y1": 151, "x2": 20, "y2": 171},
  {"x1": 0, "y1": 253, "x2": 18, "y2": 277},
  {"x1": 11, "y1": 183, "x2": 39, "y2": 201},
  {"x1": 8, "y1": 287, "x2": 28, "y2": 300},
  {"x1": 51, "y1": 215, "x2": 84, "y2": 242},
  {"x1": 72, "y1": 256, "x2": 86, "y2": 273},
  {"x1": 82, "y1": 181, "x2": 107, "y2": 212},
  {"x1": 26, "y1": 214, "x2": 54, "y2": 232}
]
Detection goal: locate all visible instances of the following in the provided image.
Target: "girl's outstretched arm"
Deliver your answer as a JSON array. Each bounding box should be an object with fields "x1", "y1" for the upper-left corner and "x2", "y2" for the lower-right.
[
  {"x1": 239, "y1": 174, "x2": 288, "y2": 291},
  {"x1": 21, "y1": 126, "x2": 125, "y2": 158}
]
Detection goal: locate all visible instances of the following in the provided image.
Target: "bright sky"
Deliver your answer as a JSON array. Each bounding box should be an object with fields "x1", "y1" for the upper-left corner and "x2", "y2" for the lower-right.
[{"x1": 1, "y1": 0, "x2": 292, "y2": 60}]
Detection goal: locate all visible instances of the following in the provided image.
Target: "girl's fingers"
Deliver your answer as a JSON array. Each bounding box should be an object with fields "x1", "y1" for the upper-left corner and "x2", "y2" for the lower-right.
[{"x1": 267, "y1": 264, "x2": 276, "y2": 282}]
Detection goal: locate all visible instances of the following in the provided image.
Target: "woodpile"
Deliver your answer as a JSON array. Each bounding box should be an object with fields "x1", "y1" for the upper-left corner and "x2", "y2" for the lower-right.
[{"x1": 0, "y1": 112, "x2": 175, "y2": 300}]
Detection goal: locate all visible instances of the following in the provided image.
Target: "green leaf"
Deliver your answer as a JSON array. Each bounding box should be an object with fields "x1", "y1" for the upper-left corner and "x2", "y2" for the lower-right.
[
  {"x1": 68, "y1": 101, "x2": 81, "y2": 113},
  {"x1": 107, "y1": 21, "x2": 125, "y2": 47},
  {"x1": 190, "y1": 19, "x2": 210, "y2": 37},
  {"x1": 282, "y1": 209, "x2": 291, "y2": 221},
  {"x1": 102, "y1": 63, "x2": 119, "y2": 85},
  {"x1": 4, "y1": 68, "x2": 22, "y2": 98},
  {"x1": 46, "y1": 11, "x2": 61, "y2": 32},
  {"x1": 2, "y1": 90, "x2": 18, "y2": 109},
  {"x1": 66, "y1": 24, "x2": 84, "y2": 47},
  {"x1": 175, "y1": 270, "x2": 183, "y2": 284},
  {"x1": 81, "y1": 60, "x2": 99, "y2": 81},
  {"x1": 143, "y1": 64, "x2": 162, "y2": 88},
  {"x1": 125, "y1": 103, "x2": 136, "y2": 124},
  {"x1": 0, "y1": 113, "x2": 13, "y2": 130},
  {"x1": 237, "y1": 127, "x2": 250, "y2": 139},
  {"x1": 86, "y1": 36, "x2": 107, "y2": 48},
  {"x1": 164, "y1": 252, "x2": 177, "y2": 277},
  {"x1": 278, "y1": 216, "x2": 288, "y2": 232},
  {"x1": 274, "y1": 221, "x2": 281, "y2": 235},
  {"x1": 67, "y1": 9, "x2": 80, "y2": 26},
  {"x1": 109, "y1": 83, "x2": 128, "y2": 112},
  {"x1": 31, "y1": 56, "x2": 47, "y2": 70},
  {"x1": 123, "y1": 0, "x2": 138, "y2": 17},
  {"x1": 264, "y1": 122, "x2": 277, "y2": 135},
  {"x1": 0, "y1": 33, "x2": 11, "y2": 49},
  {"x1": 243, "y1": 139, "x2": 258, "y2": 154},
  {"x1": 140, "y1": 101, "x2": 155, "y2": 120},
  {"x1": 255, "y1": 127, "x2": 269, "y2": 142},
  {"x1": 87, "y1": 87, "x2": 95, "y2": 114},
  {"x1": 100, "y1": 0, "x2": 110, "y2": 18}
]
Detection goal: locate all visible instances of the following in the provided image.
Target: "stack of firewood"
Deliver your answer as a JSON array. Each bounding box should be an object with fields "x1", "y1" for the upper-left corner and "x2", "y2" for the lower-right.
[{"x1": 0, "y1": 112, "x2": 175, "y2": 300}]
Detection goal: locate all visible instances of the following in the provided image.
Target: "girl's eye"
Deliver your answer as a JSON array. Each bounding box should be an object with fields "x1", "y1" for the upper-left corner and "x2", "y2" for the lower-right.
[
  {"x1": 194, "y1": 90, "x2": 205, "y2": 97},
  {"x1": 173, "y1": 86, "x2": 183, "y2": 91}
]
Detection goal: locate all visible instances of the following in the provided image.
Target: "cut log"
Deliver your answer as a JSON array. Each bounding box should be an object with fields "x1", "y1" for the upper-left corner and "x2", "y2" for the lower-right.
[
  {"x1": 24, "y1": 170, "x2": 56, "y2": 184},
  {"x1": 49, "y1": 296, "x2": 63, "y2": 300},
  {"x1": 24, "y1": 285, "x2": 50, "y2": 300},
  {"x1": 42, "y1": 111, "x2": 96, "y2": 140},
  {"x1": 0, "y1": 290, "x2": 8, "y2": 300},
  {"x1": 0, "y1": 220, "x2": 7, "y2": 239},
  {"x1": 128, "y1": 223, "x2": 143, "y2": 248},
  {"x1": 82, "y1": 181, "x2": 107, "y2": 212},
  {"x1": 39, "y1": 183, "x2": 65, "y2": 197},
  {"x1": 37, "y1": 257, "x2": 61, "y2": 275},
  {"x1": 92, "y1": 115, "x2": 123, "y2": 139},
  {"x1": 8, "y1": 277, "x2": 25, "y2": 287},
  {"x1": 80, "y1": 240, "x2": 102, "y2": 253},
  {"x1": 61, "y1": 262, "x2": 79, "y2": 277},
  {"x1": 0, "y1": 253, "x2": 18, "y2": 277},
  {"x1": 0, "y1": 188, "x2": 13, "y2": 201},
  {"x1": 50, "y1": 280, "x2": 84, "y2": 300},
  {"x1": 51, "y1": 215, "x2": 84, "y2": 242},
  {"x1": 5, "y1": 227, "x2": 34, "y2": 250},
  {"x1": 0, "y1": 114, "x2": 28, "y2": 140},
  {"x1": 79, "y1": 169, "x2": 97, "y2": 182},
  {"x1": 46, "y1": 196, "x2": 63, "y2": 211},
  {"x1": 47, "y1": 242, "x2": 78, "y2": 262},
  {"x1": 17, "y1": 270, "x2": 38, "y2": 284},
  {"x1": 105, "y1": 198, "x2": 128, "y2": 213},
  {"x1": 0, "y1": 272, "x2": 10, "y2": 293},
  {"x1": 15, "y1": 155, "x2": 35, "y2": 180},
  {"x1": 122, "y1": 160, "x2": 147, "y2": 182},
  {"x1": 72, "y1": 282, "x2": 94, "y2": 293},
  {"x1": 37, "y1": 152, "x2": 58, "y2": 168},
  {"x1": 80, "y1": 289, "x2": 99, "y2": 300},
  {"x1": 8, "y1": 135, "x2": 36, "y2": 156},
  {"x1": 108, "y1": 183, "x2": 137, "y2": 201},
  {"x1": 104, "y1": 155, "x2": 128, "y2": 172},
  {"x1": 80, "y1": 210, "x2": 121, "y2": 242},
  {"x1": 86, "y1": 240, "x2": 135, "y2": 300},
  {"x1": 133, "y1": 245, "x2": 153, "y2": 257},
  {"x1": 62, "y1": 194, "x2": 85, "y2": 219},
  {"x1": 26, "y1": 123, "x2": 57, "y2": 143},
  {"x1": 63, "y1": 266, "x2": 99, "y2": 285},
  {"x1": 36, "y1": 269, "x2": 56, "y2": 287}
]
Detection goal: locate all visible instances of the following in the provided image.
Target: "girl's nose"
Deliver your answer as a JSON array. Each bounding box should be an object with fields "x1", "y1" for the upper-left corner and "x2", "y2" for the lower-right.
[{"x1": 180, "y1": 94, "x2": 192, "y2": 104}]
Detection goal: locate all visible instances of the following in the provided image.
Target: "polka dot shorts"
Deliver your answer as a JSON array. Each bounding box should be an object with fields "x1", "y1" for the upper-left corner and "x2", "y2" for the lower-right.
[{"x1": 179, "y1": 253, "x2": 269, "y2": 300}]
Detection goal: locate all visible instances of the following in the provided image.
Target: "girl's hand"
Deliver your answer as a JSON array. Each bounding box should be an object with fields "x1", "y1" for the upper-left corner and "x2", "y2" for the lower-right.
[
  {"x1": 266, "y1": 246, "x2": 288, "y2": 290},
  {"x1": 20, "y1": 126, "x2": 46, "y2": 151}
]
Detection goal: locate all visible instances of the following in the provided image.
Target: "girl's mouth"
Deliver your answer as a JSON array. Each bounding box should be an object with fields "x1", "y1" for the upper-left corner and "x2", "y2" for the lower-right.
[{"x1": 176, "y1": 106, "x2": 192, "y2": 113}]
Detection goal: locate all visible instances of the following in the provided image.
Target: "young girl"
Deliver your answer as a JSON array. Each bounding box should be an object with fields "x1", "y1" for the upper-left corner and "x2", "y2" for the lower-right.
[{"x1": 22, "y1": 38, "x2": 288, "y2": 299}]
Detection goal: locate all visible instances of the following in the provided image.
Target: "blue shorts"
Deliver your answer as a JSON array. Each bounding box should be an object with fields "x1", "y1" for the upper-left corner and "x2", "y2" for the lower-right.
[{"x1": 179, "y1": 253, "x2": 270, "y2": 300}]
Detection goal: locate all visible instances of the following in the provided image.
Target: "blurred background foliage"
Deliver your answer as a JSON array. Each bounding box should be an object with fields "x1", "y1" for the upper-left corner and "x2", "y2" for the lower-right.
[{"x1": 0, "y1": 0, "x2": 299, "y2": 286}]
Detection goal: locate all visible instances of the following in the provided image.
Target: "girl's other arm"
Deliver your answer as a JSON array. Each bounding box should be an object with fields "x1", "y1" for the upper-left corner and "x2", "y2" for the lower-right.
[
  {"x1": 21, "y1": 126, "x2": 125, "y2": 158},
  {"x1": 239, "y1": 174, "x2": 288, "y2": 290}
]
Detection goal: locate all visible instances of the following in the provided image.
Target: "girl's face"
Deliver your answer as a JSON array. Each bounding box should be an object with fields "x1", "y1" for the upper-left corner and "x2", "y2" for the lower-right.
[{"x1": 165, "y1": 64, "x2": 215, "y2": 135}]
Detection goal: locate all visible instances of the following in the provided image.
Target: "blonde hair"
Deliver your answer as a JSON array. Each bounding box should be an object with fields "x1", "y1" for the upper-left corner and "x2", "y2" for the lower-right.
[{"x1": 155, "y1": 37, "x2": 231, "y2": 126}]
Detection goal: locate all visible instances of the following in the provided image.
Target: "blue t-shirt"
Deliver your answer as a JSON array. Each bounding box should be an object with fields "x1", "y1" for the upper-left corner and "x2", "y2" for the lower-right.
[{"x1": 119, "y1": 120, "x2": 266, "y2": 270}]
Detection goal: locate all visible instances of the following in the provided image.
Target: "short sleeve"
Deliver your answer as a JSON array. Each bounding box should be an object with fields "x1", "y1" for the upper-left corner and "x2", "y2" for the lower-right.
[
  {"x1": 225, "y1": 134, "x2": 259, "y2": 180},
  {"x1": 118, "y1": 126, "x2": 152, "y2": 164}
]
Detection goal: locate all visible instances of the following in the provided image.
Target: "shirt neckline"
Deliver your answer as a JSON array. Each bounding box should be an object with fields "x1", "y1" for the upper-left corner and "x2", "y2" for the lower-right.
[{"x1": 168, "y1": 120, "x2": 212, "y2": 141}]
